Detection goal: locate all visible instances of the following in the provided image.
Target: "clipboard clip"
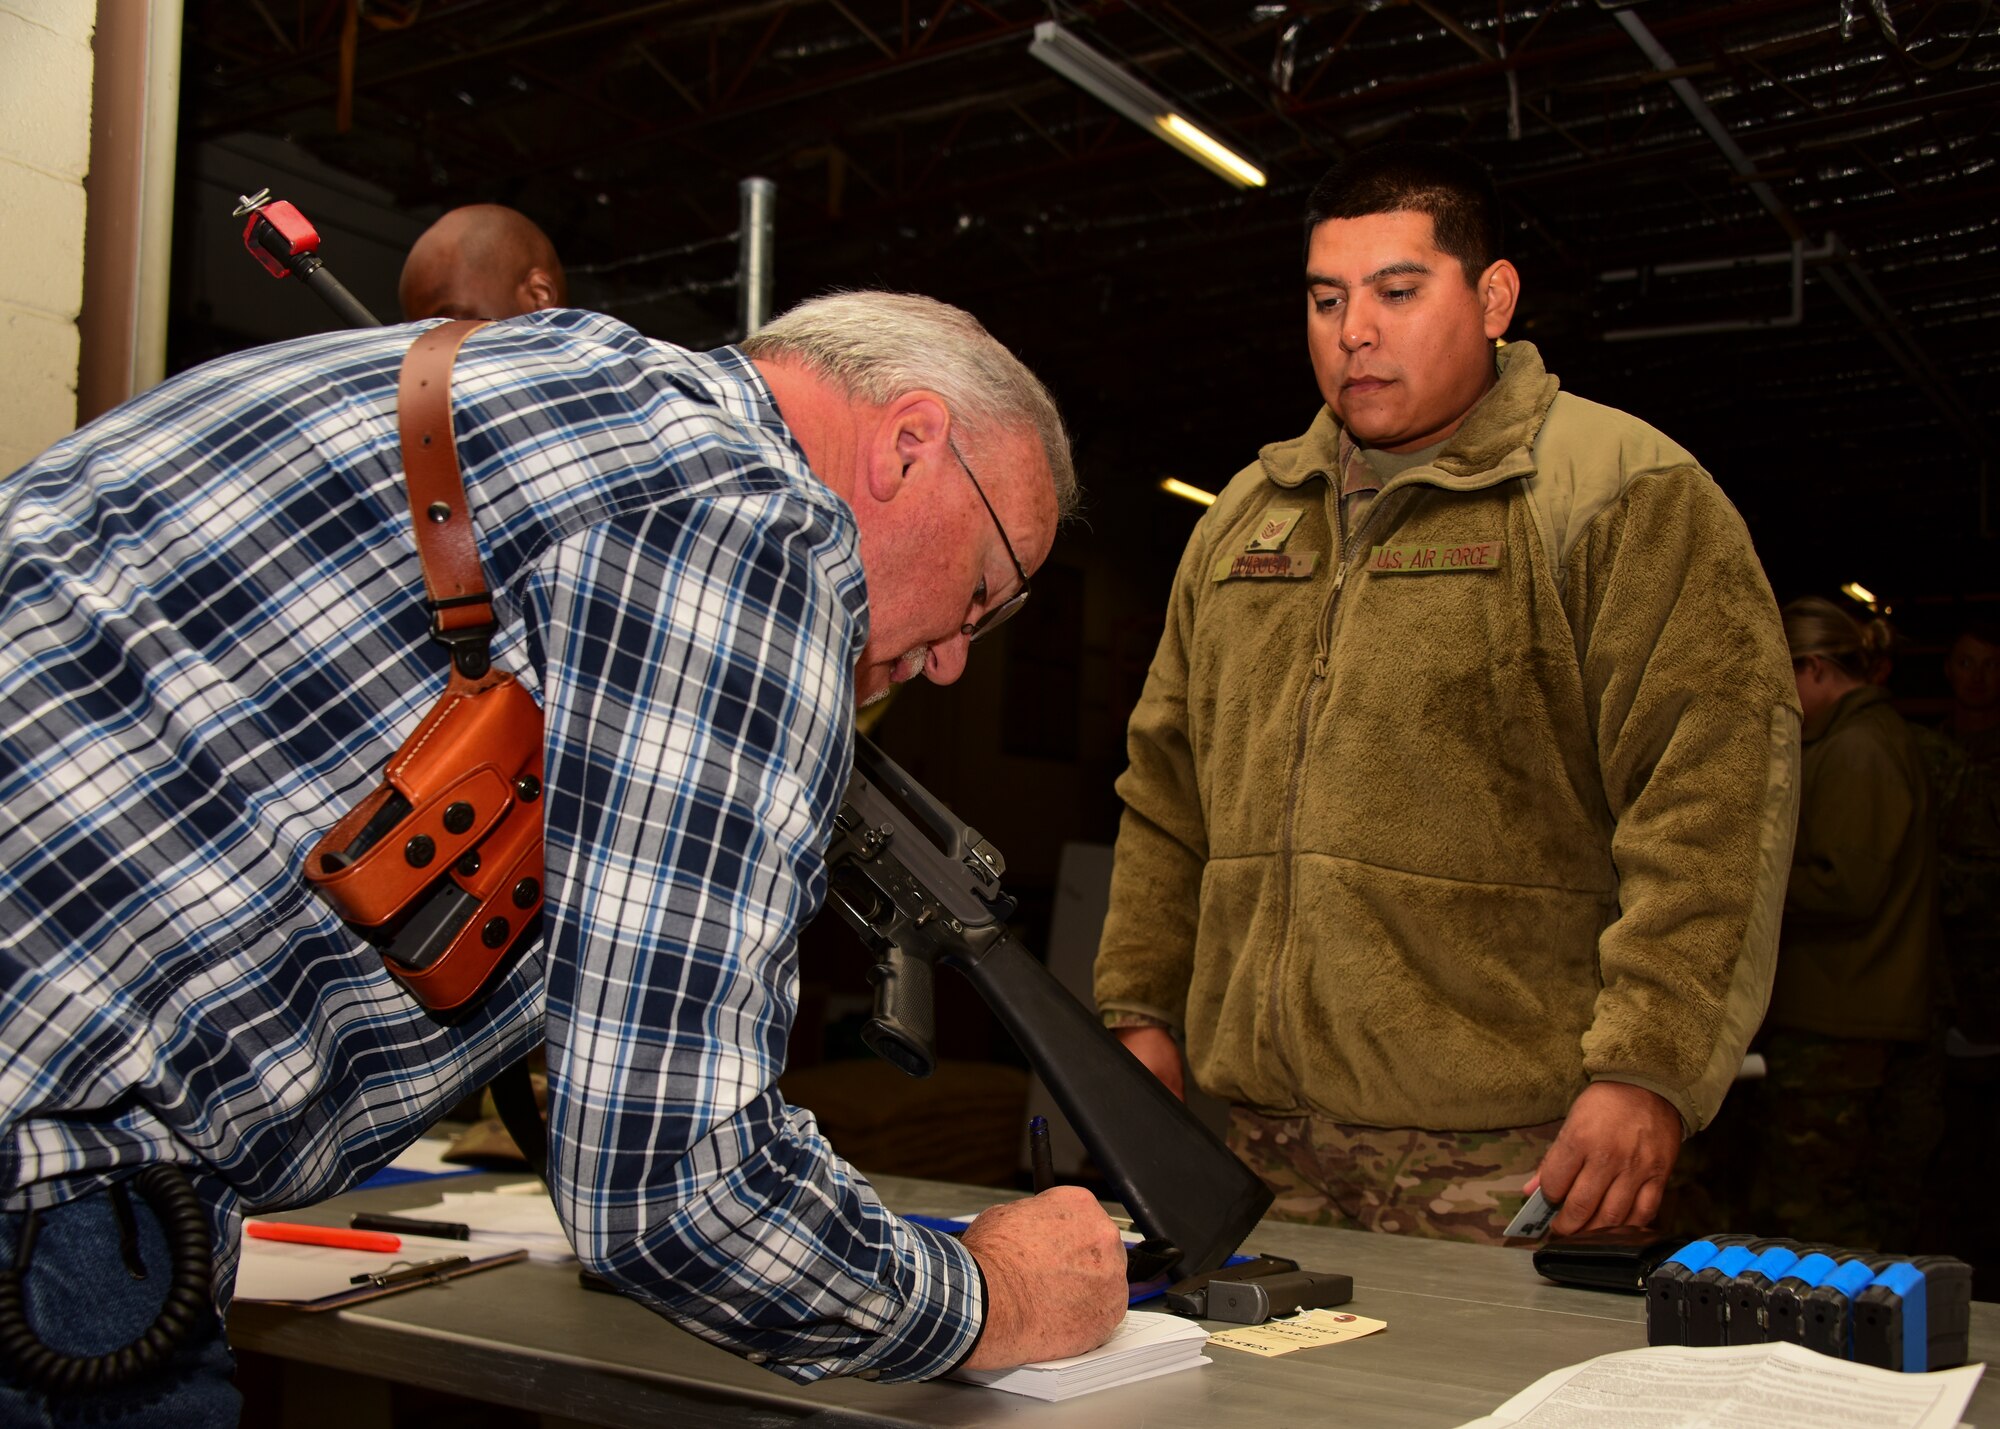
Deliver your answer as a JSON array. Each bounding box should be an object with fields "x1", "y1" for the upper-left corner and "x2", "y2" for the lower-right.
[{"x1": 349, "y1": 1254, "x2": 472, "y2": 1289}]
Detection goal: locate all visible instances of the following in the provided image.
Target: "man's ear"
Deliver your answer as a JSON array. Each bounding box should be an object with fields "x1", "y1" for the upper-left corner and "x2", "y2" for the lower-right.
[
  {"x1": 521, "y1": 268, "x2": 560, "y2": 312},
  {"x1": 862, "y1": 391, "x2": 951, "y2": 504},
  {"x1": 1478, "y1": 259, "x2": 1521, "y2": 339}
]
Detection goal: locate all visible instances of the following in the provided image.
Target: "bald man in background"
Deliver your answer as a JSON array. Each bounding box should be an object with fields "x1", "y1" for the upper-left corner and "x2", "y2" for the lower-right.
[{"x1": 399, "y1": 202, "x2": 568, "y2": 320}]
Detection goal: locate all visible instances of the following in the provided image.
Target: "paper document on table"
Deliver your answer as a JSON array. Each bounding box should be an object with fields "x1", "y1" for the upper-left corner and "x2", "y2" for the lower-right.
[
  {"x1": 949, "y1": 1310, "x2": 1211, "y2": 1401},
  {"x1": 1456, "y1": 1340, "x2": 1983, "y2": 1429},
  {"x1": 235, "y1": 1228, "x2": 525, "y2": 1309},
  {"x1": 402, "y1": 1189, "x2": 576, "y2": 1262}
]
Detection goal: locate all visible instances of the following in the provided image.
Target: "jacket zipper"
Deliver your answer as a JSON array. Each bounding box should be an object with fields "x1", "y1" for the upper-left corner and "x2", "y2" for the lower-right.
[{"x1": 1264, "y1": 475, "x2": 1392, "y2": 1094}]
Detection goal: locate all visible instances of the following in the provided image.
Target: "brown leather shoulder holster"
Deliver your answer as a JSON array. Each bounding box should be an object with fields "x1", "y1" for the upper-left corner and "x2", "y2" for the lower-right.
[{"x1": 306, "y1": 320, "x2": 546, "y2": 1013}]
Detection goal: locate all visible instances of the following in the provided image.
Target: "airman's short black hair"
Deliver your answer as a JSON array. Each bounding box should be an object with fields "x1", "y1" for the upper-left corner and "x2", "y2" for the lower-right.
[{"x1": 1305, "y1": 143, "x2": 1502, "y2": 285}]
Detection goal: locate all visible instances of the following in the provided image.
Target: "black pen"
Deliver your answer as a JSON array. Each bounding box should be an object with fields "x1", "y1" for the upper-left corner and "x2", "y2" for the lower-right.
[
  {"x1": 350, "y1": 1254, "x2": 471, "y2": 1288},
  {"x1": 1029, "y1": 1115, "x2": 1054, "y2": 1193},
  {"x1": 350, "y1": 1213, "x2": 471, "y2": 1240}
]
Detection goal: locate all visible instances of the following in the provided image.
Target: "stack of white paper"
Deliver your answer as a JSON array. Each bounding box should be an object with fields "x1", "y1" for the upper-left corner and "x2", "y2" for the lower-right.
[
  {"x1": 235, "y1": 1228, "x2": 526, "y2": 1308},
  {"x1": 402, "y1": 1187, "x2": 576, "y2": 1262},
  {"x1": 950, "y1": 1310, "x2": 1212, "y2": 1401},
  {"x1": 1458, "y1": 1340, "x2": 1985, "y2": 1429}
]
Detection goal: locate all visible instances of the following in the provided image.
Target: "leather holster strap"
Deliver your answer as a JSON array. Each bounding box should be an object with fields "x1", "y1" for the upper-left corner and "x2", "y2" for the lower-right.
[{"x1": 399, "y1": 319, "x2": 495, "y2": 638}]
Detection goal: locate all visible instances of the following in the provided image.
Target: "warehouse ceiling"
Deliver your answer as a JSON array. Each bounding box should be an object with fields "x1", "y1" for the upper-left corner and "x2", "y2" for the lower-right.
[{"x1": 180, "y1": 0, "x2": 2000, "y2": 598}]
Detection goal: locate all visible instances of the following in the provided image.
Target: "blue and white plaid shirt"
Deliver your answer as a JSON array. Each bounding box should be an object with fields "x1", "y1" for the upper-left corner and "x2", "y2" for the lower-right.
[{"x1": 0, "y1": 311, "x2": 983, "y2": 1382}]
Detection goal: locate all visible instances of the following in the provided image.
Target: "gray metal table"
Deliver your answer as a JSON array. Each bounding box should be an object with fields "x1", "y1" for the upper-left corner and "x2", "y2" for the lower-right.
[{"x1": 230, "y1": 1173, "x2": 1997, "y2": 1427}]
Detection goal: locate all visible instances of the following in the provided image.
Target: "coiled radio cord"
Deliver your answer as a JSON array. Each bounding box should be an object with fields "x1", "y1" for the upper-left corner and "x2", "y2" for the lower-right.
[{"x1": 0, "y1": 1166, "x2": 212, "y2": 1394}]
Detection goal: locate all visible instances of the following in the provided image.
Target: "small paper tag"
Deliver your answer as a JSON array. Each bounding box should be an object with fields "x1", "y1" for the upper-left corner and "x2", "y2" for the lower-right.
[
  {"x1": 1211, "y1": 551, "x2": 1320, "y2": 582},
  {"x1": 1208, "y1": 1310, "x2": 1387, "y2": 1357},
  {"x1": 1368, "y1": 538, "x2": 1504, "y2": 574}
]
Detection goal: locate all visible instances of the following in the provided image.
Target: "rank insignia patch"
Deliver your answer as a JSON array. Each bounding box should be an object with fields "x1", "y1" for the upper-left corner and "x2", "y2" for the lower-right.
[{"x1": 1246, "y1": 507, "x2": 1305, "y2": 552}]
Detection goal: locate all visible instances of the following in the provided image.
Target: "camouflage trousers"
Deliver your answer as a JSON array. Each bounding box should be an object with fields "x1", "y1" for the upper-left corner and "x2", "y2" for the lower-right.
[
  {"x1": 1747, "y1": 1029, "x2": 1945, "y2": 1252},
  {"x1": 1227, "y1": 1106, "x2": 1561, "y2": 1245}
]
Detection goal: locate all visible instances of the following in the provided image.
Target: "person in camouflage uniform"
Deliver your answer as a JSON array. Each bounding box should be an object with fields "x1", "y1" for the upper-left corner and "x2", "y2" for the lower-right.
[
  {"x1": 1749, "y1": 598, "x2": 1941, "y2": 1251},
  {"x1": 1095, "y1": 144, "x2": 1799, "y2": 1249},
  {"x1": 1752, "y1": 1030, "x2": 1943, "y2": 1251},
  {"x1": 1227, "y1": 1109, "x2": 1559, "y2": 1243}
]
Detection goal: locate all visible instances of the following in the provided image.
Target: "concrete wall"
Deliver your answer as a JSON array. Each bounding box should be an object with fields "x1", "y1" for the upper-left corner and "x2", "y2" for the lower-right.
[{"x1": 0, "y1": 0, "x2": 95, "y2": 475}]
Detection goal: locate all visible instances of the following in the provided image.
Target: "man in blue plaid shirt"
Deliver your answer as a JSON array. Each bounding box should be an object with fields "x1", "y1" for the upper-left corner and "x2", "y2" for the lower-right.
[{"x1": 0, "y1": 292, "x2": 1127, "y2": 1423}]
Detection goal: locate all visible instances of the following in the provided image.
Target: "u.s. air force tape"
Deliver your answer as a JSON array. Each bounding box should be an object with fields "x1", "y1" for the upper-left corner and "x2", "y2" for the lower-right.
[{"x1": 1368, "y1": 539, "x2": 1504, "y2": 573}]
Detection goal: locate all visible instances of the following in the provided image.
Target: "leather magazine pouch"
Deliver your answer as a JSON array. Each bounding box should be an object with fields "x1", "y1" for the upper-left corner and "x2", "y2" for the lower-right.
[
  {"x1": 305, "y1": 320, "x2": 547, "y2": 1012},
  {"x1": 1532, "y1": 1227, "x2": 1688, "y2": 1294}
]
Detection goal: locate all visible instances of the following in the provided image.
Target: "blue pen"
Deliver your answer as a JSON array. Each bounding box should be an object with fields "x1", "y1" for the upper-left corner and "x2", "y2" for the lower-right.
[{"x1": 1028, "y1": 1115, "x2": 1054, "y2": 1193}]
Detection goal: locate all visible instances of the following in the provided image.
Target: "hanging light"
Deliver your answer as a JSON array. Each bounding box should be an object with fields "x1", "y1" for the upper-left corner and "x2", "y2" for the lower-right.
[
  {"x1": 1029, "y1": 22, "x2": 1267, "y2": 189},
  {"x1": 1161, "y1": 477, "x2": 1218, "y2": 507}
]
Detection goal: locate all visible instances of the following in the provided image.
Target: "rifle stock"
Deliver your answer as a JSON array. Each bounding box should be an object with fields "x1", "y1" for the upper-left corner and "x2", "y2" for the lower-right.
[{"x1": 824, "y1": 736, "x2": 1271, "y2": 1278}]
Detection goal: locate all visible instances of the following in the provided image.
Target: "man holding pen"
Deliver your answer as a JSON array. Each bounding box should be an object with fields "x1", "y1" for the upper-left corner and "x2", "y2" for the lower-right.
[{"x1": 0, "y1": 293, "x2": 1125, "y2": 1422}]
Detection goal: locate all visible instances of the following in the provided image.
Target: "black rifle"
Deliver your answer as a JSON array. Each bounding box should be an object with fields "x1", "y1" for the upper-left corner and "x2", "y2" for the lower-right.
[
  {"x1": 228, "y1": 201, "x2": 1269, "y2": 1265},
  {"x1": 825, "y1": 736, "x2": 1272, "y2": 1280}
]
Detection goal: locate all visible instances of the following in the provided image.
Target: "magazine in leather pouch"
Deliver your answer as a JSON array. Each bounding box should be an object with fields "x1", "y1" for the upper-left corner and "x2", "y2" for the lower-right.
[{"x1": 305, "y1": 319, "x2": 546, "y2": 1013}]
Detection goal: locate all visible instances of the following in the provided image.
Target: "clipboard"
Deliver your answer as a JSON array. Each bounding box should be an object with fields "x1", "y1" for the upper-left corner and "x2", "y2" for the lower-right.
[{"x1": 235, "y1": 1226, "x2": 529, "y2": 1310}]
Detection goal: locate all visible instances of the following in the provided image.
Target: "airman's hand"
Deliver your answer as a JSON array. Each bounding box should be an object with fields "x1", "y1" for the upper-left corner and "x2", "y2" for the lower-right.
[
  {"x1": 1530, "y1": 1081, "x2": 1683, "y2": 1235},
  {"x1": 1113, "y1": 1025, "x2": 1185, "y2": 1100}
]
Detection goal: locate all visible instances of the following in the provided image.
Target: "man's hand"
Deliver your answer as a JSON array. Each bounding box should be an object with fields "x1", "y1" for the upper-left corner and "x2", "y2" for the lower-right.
[
  {"x1": 1531, "y1": 1081, "x2": 1684, "y2": 1235},
  {"x1": 958, "y1": 1187, "x2": 1127, "y2": 1369},
  {"x1": 1113, "y1": 1025, "x2": 1185, "y2": 1100}
]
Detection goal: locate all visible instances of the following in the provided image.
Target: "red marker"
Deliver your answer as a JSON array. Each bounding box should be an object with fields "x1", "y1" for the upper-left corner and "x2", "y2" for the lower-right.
[{"x1": 245, "y1": 1221, "x2": 399, "y2": 1253}]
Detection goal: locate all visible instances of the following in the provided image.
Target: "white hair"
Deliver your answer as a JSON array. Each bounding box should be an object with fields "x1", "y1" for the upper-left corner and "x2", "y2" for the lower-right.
[{"x1": 741, "y1": 290, "x2": 1078, "y2": 520}]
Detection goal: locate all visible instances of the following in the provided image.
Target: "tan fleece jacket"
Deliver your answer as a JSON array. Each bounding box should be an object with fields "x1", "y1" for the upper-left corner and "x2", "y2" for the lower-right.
[
  {"x1": 1095, "y1": 343, "x2": 1801, "y2": 1134},
  {"x1": 1771, "y1": 684, "x2": 1937, "y2": 1040}
]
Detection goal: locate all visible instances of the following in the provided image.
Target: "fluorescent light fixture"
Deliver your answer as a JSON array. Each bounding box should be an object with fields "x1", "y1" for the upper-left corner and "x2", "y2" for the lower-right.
[
  {"x1": 1161, "y1": 477, "x2": 1218, "y2": 507},
  {"x1": 1030, "y1": 21, "x2": 1266, "y2": 189},
  {"x1": 1156, "y1": 114, "x2": 1268, "y2": 189},
  {"x1": 1840, "y1": 580, "x2": 1877, "y2": 607}
]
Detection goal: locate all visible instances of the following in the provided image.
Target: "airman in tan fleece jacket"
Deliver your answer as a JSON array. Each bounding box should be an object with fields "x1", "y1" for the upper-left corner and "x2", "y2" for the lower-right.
[
  {"x1": 1097, "y1": 337, "x2": 1799, "y2": 1128},
  {"x1": 1099, "y1": 146, "x2": 1802, "y2": 1240}
]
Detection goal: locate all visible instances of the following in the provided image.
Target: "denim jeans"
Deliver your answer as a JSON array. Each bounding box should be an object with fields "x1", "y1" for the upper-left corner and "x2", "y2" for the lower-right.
[{"x1": 0, "y1": 1178, "x2": 239, "y2": 1427}]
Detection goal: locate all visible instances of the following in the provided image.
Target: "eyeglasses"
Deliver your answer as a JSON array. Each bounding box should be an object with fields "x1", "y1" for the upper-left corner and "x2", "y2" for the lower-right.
[{"x1": 950, "y1": 439, "x2": 1031, "y2": 642}]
